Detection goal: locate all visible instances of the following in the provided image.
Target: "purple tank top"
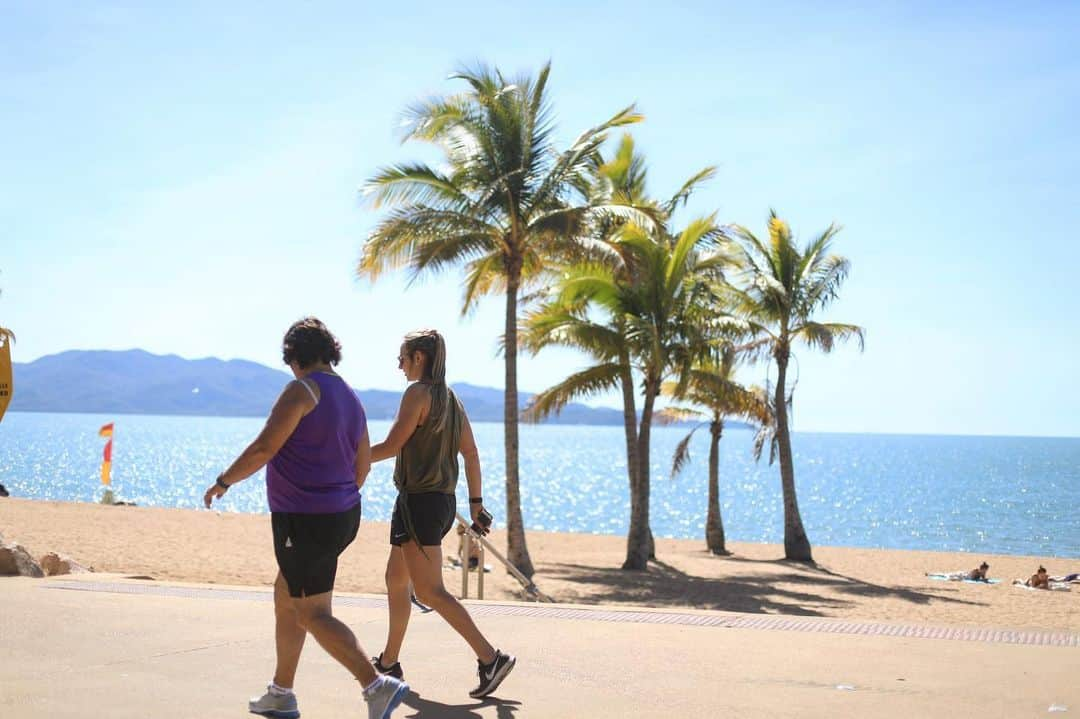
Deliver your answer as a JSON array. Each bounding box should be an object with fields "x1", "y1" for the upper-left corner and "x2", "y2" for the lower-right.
[{"x1": 266, "y1": 372, "x2": 366, "y2": 514}]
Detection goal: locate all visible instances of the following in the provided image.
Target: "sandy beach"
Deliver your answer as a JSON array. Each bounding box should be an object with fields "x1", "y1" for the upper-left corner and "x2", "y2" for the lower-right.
[{"x1": 2, "y1": 498, "x2": 1076, "y2": 632}]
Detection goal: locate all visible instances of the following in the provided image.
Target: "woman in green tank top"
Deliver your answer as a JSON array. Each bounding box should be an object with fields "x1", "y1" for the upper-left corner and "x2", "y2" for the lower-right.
[{"x1": 370, "y1": 329, "x2": 516, "y2": 699}]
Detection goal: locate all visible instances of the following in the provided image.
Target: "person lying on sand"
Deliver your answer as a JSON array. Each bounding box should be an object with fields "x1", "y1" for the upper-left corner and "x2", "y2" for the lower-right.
[
  {"x1": 926, "y1": 562, "x2": 991, "y2": 582},
  {"x1": 1028, "y1": 566, "x2": 1050, "y2": 589}
]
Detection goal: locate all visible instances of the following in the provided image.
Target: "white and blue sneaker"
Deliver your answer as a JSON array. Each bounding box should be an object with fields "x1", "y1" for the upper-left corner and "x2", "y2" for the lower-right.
[
  {"x1": 248, "y1": 685, "x2": 300, "y2": 718},
  {"x1": 364, "y1": 675, "x2": 409, "y2": 719}
]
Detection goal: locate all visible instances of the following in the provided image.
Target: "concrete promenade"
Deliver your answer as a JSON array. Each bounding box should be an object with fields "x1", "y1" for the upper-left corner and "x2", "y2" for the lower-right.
[{"x1": 1, "y1": 575, "x2": 1077, "y2": 718}]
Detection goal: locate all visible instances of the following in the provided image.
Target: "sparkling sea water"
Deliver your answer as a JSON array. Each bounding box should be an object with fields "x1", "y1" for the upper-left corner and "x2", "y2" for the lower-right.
[{"x1": 1, "y1": 412, "x2": 1077, "y2": 558}]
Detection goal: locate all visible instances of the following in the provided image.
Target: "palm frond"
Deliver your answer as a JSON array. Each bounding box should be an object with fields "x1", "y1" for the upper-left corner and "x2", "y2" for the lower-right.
[
  {"x1": 663, "y1": 166, "x2": 717, "y2": 215},
  {"x1": 358, "y1": 207, "x2": 497, "y2": 281},
  {"x1": 791, "y1": 322, "x2": 865, "y2": 353},
  {"x1": 460, "y1": 251, "x2": 506, "y2": 314},
  {"x1": 670, "y1": 426, "x2": 701, "y2": 479},
  {"x1": 802, "y1": 254, "x2": 851, "y2": 314},
  {"x1": 527, "y1": 104, "x2": 644, "y2": 219},
  {"x1": 360, "y1": 163, "x2": 475, "y2": 211},
  {"x1": 522, "y1": 362, "x2": 622, "y2": 422},
  {"x1": 655, "y1": 404, "x2": 705, "y2": 425}
]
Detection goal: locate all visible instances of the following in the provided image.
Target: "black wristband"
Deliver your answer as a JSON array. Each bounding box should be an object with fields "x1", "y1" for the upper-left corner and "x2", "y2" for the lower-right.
[
  {"x1": 215, "y1": 475, "x2": 230, "y2": 490},
  {"x1": 469, "y1": 497, "x2": 483, "y2": 504}
]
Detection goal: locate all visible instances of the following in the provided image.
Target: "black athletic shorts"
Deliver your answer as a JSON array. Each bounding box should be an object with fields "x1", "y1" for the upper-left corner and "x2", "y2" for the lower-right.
[
  {"x1": 390, "y1": 492, "x2": 456, "y2": 547},
  {"x1": 272, "y1": 501, "x2": 362, "y2": 598}
]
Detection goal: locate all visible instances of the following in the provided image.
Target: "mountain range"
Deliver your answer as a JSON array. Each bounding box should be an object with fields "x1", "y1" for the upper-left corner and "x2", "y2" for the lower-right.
[{"x1": 8, "y1": 349, "x2": 638, "y2": 425}]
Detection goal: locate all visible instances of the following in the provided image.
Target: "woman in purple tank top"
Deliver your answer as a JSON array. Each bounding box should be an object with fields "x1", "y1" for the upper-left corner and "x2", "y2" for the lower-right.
[{"x1": 202, "y1": 317, "x2": 408, "y2": 719}]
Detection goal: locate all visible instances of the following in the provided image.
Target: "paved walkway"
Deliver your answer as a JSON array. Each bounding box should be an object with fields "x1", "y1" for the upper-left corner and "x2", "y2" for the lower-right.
[{"x1": 1, "y1": 575, "x2": 1077, "y2": 718}]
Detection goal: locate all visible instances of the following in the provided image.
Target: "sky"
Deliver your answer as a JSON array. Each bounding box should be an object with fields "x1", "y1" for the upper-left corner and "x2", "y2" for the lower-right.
[{"x1": 2, "y1": 1, "x2": 1079, "y2": 437}]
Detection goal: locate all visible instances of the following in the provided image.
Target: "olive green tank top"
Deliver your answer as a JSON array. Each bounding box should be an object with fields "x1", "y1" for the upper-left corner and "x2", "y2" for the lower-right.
[{"x1": 393, "y1": 386, "x2": 464, "y2": 494}]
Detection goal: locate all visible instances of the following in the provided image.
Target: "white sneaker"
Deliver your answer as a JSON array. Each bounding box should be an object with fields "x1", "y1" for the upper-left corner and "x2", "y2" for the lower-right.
[
  {"x1": 364, "y1": 676, "x2": 409, "y2": 719},
  {"x1": 248, "y1": 685, "x2": 300, "y2": 718}
]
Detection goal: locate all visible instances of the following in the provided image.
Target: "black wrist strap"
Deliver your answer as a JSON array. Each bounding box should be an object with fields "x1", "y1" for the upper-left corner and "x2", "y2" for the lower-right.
[
  {"x1": 469, "y1": 497, "x2": 483, "y2": 504},
  {"x1": 216, "y1": 475, "x2": 230, "y2": 490}
]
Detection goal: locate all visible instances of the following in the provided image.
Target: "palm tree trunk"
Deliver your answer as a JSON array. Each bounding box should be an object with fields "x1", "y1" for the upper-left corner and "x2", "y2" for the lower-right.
[
  {"x1": 503, "y1": 259, "x2": 534, "y2": 578},
  {"x1": 623, "y1": 375, "x2": 657, "y2": 570},
  {"x1": 617, "y1": 344, "x2": 639, "y2": 518},
  {"x1": 706, "y1": 419, "x2": 727, "y2": 554},
  {"x1": 775, "y1": 347, "x2": 812, "y2": 562}
]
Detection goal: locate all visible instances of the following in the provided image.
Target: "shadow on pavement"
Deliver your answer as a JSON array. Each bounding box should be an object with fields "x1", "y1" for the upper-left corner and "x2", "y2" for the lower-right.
[{"x1": 401, "y1": 690, "x2": 522, "y2": 719}]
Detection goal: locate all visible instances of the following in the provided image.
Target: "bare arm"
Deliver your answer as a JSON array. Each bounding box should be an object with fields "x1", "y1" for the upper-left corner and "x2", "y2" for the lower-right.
[
  {"x1": 459, "y1": 410, "x2": 490, "y2": 531},
  {"x1": 459, "y1": 410, "x2": 482, "y2": 501},
  {"x1": 355, "y1": 428, "x2": 371, "y2": 489},
  {"x1": 204, "y1": 380, "x2": 314, "y2": 507},
  {"x1": 370, "y1": 384, "x2": 427, "y2": 462}
]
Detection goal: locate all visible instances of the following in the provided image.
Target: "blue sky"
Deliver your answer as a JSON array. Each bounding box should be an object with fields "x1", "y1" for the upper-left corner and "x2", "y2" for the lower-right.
[{"x1": 3, "y1": 1, "x2": 1078, "y2": 437}]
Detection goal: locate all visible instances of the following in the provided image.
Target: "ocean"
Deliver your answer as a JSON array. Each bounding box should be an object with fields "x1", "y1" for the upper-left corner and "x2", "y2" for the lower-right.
[{"x1": 1, "y1": 412, "x2": 1077, "y2": 558}]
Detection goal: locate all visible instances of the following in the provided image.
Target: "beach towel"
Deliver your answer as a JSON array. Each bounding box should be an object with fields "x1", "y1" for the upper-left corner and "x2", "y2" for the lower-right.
[
  {"x1": 926, "y1": 572, "x2": 1001, "y2": 584},
  {"x1": 1011, "y1": 579, "x2": 1071, "y2": 592}
]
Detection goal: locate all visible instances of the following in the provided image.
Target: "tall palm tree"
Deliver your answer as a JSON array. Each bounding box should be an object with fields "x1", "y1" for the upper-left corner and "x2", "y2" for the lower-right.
[
  {"x1": 723, "y1": 211, "x2": 864, "y2": 561},
  {"x1": 658, "y1": 345, "x2": 772, "y2": 554},
  {"x1": 524, "y1": 214, "x2": 729, "y2": 569},
  {"x1": 359, "y1": 62, "x2": 642, "y2": 578}
]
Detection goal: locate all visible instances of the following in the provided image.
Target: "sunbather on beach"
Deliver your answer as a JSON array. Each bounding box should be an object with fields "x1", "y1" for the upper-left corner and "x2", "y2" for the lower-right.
[
  {"x1": 370, "y1": 329, "x2": 515, "y2": 699},
  {"x1": 203, "y1": 318, "x2": 408, "y2": 719},
  {"x1": 926, "y1": 561, "x2": 990, "y2": 582},
  {"x1": 1028, "y1": 566, "x2": 1050, "y2": 589}
]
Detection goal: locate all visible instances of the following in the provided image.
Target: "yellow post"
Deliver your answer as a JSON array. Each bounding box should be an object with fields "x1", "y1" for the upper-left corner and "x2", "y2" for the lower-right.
[{"x1": 0, "y1": 328, "x2": 14, "y2": 424}]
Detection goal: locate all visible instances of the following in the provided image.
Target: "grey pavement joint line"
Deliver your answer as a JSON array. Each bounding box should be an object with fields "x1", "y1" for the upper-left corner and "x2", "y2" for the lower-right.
[{"x1": 43, "y1": 580, "x2": 1080, "y2": 648}]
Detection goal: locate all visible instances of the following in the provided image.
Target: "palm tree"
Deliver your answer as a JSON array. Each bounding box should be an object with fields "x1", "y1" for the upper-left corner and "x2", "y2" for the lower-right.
[
  {"x1": 723, "y1": 211, "x2": 864, "y2": 561},
  {"x1": 359, "y1": 62, "x2": 642, "y2": 578},
  {"x1": 524, "y1": 213, "x2": 729, "y2": 569},
  {"x1": 523, "y1": 135, "x2": 703, "y2": 556},
  {"x1": 658, "y1": 345, "x2": 772, "y2": 554}
]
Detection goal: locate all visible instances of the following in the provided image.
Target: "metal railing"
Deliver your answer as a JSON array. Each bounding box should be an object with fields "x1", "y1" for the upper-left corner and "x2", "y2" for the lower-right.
[{"x1": 453, "y1": 512, "x2": 555, "y2": 603}]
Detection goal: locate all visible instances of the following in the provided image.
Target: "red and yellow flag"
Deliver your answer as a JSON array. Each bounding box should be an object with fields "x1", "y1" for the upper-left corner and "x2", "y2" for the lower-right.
[
  {"x1": 0, "y1": 328, "x2": 14, "y2": 424},
  {"x1": 99, "y1": 423, "x2": 114, "y2": 485},
  {"x1": 101, "y1": 441, "x2": 112, "y2": 485}
]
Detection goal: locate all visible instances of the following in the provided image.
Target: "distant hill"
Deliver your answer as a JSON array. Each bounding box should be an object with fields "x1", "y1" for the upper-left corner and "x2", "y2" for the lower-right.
[{"x1": 7, "y1": 349, "x2": 642, "y2": 425}]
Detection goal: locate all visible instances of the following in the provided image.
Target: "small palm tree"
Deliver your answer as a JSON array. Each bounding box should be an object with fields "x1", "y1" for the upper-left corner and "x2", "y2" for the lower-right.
[
  {"x1": 522, "y1": 135, "x2": 712, "y2": 559},
  {"x1": 359, "y1": 62, "x2": 642, "y2": 578},
  {"x1": 525, "y1": 213, "x2": 729, "y2": 569},
  {"x1": 723, "y1": 211, "x2": 864, "y2": 561},
  {"x1": 658, "y1": 345, "x2": 772, "y2": 555}
]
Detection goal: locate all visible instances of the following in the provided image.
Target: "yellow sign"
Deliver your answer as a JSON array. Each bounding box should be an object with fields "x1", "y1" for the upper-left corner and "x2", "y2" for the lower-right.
[{"x1": 0, "y1": 328, "x2": 13, "y2": 423}]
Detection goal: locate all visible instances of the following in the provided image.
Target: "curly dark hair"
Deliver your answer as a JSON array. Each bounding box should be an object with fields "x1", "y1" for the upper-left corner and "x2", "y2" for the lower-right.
[{"x1": 281, "y1": 317, "x2": 342, "y2": 369}]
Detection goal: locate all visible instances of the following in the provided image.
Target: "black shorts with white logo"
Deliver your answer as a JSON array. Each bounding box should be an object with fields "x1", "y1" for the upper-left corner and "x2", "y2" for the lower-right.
[
  {"x1": 272, "y1": 501, "x2": 362, "y2": 598},
  {"x1": 390, "y1": 492, "x2": 456, "y2": 547}
]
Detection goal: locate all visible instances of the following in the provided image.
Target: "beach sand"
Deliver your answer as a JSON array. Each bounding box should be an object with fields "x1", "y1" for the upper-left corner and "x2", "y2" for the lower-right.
[{"x1": 2, "y1": 498, "x2": 1076, "y2": 632}]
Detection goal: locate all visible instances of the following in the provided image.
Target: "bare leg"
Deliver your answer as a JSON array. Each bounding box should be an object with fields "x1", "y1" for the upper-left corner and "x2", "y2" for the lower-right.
[
  {"x1": 402, "y1": 542, "x2": 496, "y2": 664},
  {"x1": 292, "y1": 591, "x2": 378, "y2": 686},
  {"x1": 381, "y1": 546, "x2": 412, "y2": 664},
  {"x1": 272, "y1": 572, "x2": 307, "y2": 688}
]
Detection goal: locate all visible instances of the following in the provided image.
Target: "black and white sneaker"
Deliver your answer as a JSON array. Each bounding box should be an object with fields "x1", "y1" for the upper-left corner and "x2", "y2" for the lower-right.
[
  {"x1": 373, "y1": 654, "x2": 404, "y2": 680},
  {"x1": 469, "y1": 650, "x2": 516, "y2": 698}
]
